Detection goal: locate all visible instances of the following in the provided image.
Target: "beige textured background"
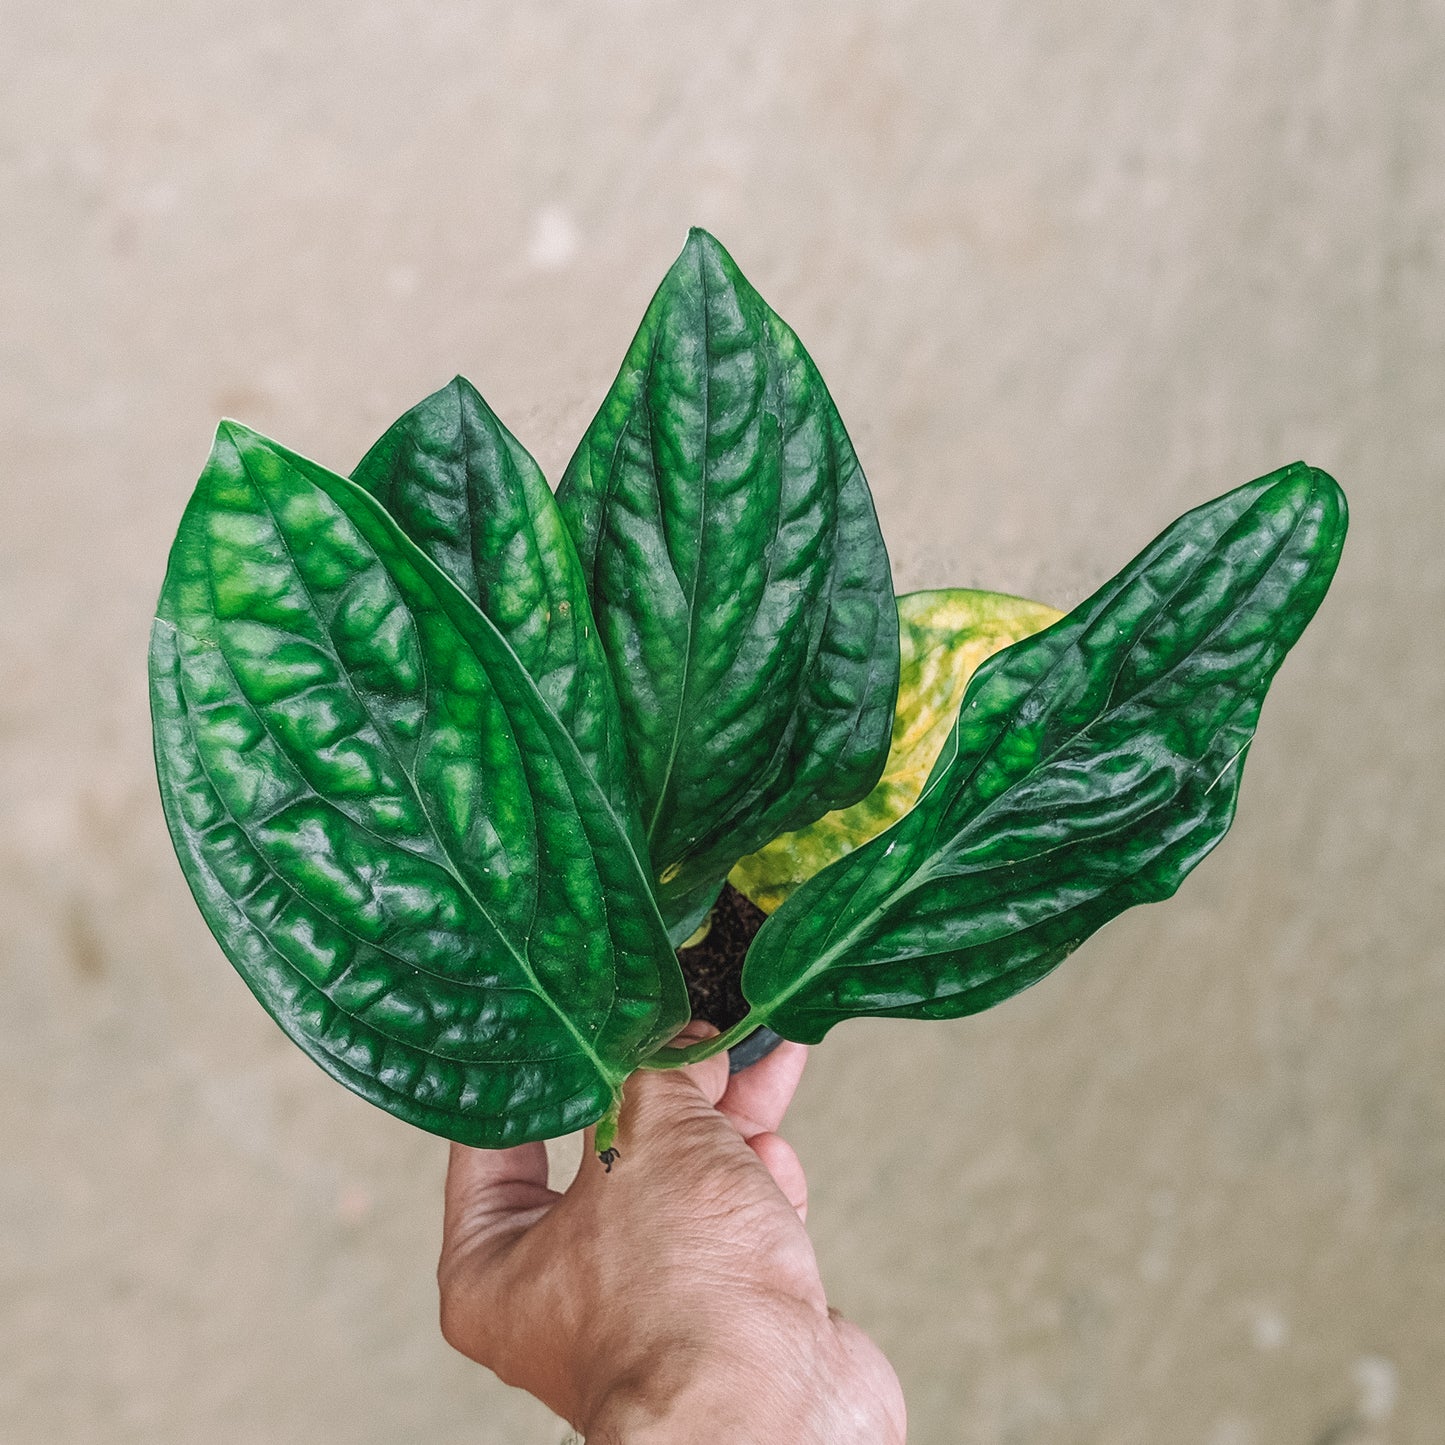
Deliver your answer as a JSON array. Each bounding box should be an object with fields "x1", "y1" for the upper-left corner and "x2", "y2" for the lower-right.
[{"x1": 3, "y1": 3, "x2": 1442, "y2": 1441}]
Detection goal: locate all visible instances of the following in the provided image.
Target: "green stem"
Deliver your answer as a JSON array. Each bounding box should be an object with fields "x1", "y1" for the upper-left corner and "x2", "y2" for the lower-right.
[
  {"x1": 639, "y1": 1012, "x2": 766, "y2": 1069},
  {"x1": 594, "y1": 1091, "x2": 623, "y2": 1153}
]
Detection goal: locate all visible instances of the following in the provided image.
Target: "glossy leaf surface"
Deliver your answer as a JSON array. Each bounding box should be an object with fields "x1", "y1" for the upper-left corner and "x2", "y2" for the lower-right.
[
  {"x1": 351, "y1": 376, "x2": 638, "y2": 837},
  {"x1": 741, "y1": 464, "x2": 1347, "y2": 1043},
  {"x1": 557, "y1": 229, "x2": 900, "y2": 929},
  {"x1": 730, "y1": 589, "x2": 1062, "y2": 914},
  {"x1": 150, "y1": 423, "x2": 687, "y2": 1146}
]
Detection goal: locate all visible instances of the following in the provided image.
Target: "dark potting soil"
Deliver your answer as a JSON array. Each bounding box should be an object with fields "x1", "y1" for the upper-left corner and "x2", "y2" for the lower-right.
[{"x1": 675, "y1": 883, "x2": 767, "y2": 1031}]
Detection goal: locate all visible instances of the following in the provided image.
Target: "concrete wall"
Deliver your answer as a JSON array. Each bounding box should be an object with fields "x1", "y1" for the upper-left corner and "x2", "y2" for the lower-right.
[{"x1": 3, "y1": 3, "x2": 1441, "y2": 1440}]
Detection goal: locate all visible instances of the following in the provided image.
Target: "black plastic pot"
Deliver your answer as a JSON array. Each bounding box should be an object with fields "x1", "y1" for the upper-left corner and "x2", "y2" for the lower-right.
[{"x1": 726, "y1": 1026, "x2": 785, "y2": 1074}]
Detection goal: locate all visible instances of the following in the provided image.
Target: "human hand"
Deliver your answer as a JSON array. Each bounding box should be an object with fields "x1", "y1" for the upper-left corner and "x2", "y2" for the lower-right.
[{"x1": 438, "y1": 1027, "x2": 906, "y2": 1443}]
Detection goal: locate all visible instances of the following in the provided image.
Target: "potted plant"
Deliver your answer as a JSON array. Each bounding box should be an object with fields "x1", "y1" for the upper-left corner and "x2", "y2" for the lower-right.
[{"x1": 150, "y1": 229, "x2": 1346, "y2": 1166}]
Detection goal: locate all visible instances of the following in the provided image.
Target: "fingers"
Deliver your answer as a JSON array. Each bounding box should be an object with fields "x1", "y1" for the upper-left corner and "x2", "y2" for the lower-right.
[
  {"x1": 680, "y1": 1046, "x2": 731, "y2": 1109},
  {"x1": 604, "y1": 1021, "x2": 728, "y2": 1134},
  {"x1": 597, "y1": 1032, "x2": 807, "y2": 1200},
  {"x1": 571, "y1": 1029, "x2": 806, "y2": 1206},
  {"x1": 667, "y1": 1019, "x2": 732, "y2": 1108},
  {"x1": 578, "y1": 1028, "x2": 743, "y2": 1183},
  {"x1": 721, "y1": 1044, "x2": 810, "y2": 1220},
  {"x1": 718, "y1": 1040, "x2": 808, "y2": 1140},
  {"x1": 748, "y1": 1131, "x2": 808, "y2": 1220},
  {"x1": 604, "y1": 1055, "x2": 733, "y2": 1166},
  {"x1": 439, "y1": 1141, "x2": 559, "y2": 1356},
  {"x1": 619, "y1": 1029, "x2": 812, "y2": 1218},
  {"x1": 442, "y1": 1140, "x2": 557, "y2": 1258}
]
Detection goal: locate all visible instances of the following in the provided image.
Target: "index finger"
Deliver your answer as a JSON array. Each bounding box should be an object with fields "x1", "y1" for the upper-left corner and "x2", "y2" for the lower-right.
[
  {"x1": 716, "y1": 1040, "x2": 809, "y2": 1141},
  {"x1": 442, "y1": 1141, "x2": 557, "y2": 1262}
]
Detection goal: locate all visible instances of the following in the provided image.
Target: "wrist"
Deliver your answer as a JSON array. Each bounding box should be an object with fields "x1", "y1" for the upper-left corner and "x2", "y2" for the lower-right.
[
  {"x1": 576, "y1": 1339, "x2": 726, "y2": 1442},
  {"x1": 579, "y1": 1332, "x2": 892, "y2": 1444},
  {"x1": 582, "y1": 1368, "x2": 772, "y2": 1444}
]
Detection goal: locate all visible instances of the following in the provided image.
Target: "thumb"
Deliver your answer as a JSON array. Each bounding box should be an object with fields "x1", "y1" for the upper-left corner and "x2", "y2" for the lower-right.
[
  {"x1": 579, "y1": 1030, "x2": 741, "y2": 1179},
  {"x1": 653, "y1": 1021, "x2": 733, "y2": 1109}
]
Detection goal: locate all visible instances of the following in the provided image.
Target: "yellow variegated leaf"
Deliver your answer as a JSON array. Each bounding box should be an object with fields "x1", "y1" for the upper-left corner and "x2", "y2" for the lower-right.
[{"x1": 728, "y1": 588, "x2": 1063, "y2": 913}]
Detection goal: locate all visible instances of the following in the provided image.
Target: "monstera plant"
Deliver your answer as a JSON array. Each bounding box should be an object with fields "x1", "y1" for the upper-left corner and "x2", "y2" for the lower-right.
[{"x1": 150, "y1": 229, "x2": 1347, "y2": 1162}]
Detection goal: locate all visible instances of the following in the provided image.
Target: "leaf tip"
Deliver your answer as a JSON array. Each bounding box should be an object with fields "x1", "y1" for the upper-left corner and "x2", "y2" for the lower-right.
[
  {"x1": 214, "y1": 416, "x2": 265, "y2": 458},
  {"x1": 680, "y1": 225, "x2": 734, "y2": 273},
  {"x1": 1277, "y1": 463, "x2": 1350, "y2": 573},
  {"x1": 1302, "y1": 464, "x2": 1348, "y2": 539},
  {"x1": 444, "y1": 372, "x2": 481, "y2": 402}
]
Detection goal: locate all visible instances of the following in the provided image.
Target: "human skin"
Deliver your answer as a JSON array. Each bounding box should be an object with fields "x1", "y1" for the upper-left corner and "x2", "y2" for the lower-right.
[{"x1": 438, "y1": 1025, "x2": 907, "y2": 1443}]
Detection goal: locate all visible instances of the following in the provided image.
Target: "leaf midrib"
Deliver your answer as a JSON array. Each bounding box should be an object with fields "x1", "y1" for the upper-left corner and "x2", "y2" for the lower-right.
[
  {"x1": 773, "y1": 781, "x2": 1235, "y2": 1025},
  {"x1": 226, "y1": 435, "x2": 630, "y2": 1086},
  {"x1": 327, "y1": 458, "x2": 684, "y2": 1062},
  {"x1": 746, "y1": 480, "x2": 1317, "y2": 1025},
  {"x1": 644, "y1": 246, "x2": 712, "y2": 852},
  {"x1": 154, "y1": 614, "x2": 591, "y2": 1079}
]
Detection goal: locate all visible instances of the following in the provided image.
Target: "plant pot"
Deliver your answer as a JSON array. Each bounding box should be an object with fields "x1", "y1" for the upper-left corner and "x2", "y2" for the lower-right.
[{"x1": 727, "y1": 1025, "x2": 785, "y2": 1074}]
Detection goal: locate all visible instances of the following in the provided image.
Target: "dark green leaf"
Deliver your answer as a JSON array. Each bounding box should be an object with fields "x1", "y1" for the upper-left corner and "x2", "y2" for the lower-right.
[
  {"x1": 556, "y1": 228, "x2": 900, "y2": 931},
  {"x1": 150, "y1": 423, "x2": 687, "y2": 1146},
  {"x1": 351, "y1": 376, "x2": 639, "y2": 842},
  {"x1": 740, "y1": 464, "x2": 1347, "y2": 1043},
  {"x1": 730, "y1": 588, "x2": 1063, "y2": 914}
]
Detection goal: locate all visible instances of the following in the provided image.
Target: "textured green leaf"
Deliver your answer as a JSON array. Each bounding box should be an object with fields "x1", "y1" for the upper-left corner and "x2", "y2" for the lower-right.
[
  {"x1": 730, "y1": 588, "x2": 1062, "y2": 914},
  {"x1": 350, "y1": 376, "x2": 639, "y2": 841},
  {"x1": 740, "y1": 464, "x2": 1347, "y2": 1044},
  {"x1": 150, "y1": 422, "x2": 687, "y2": 1146},
  {"x1": 556, "y1": 228, "x2": 900, "y2": 931}
]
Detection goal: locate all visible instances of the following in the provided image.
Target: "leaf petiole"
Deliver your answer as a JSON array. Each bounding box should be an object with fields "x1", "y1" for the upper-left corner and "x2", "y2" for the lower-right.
[
  {"x1": 594, "y1": 1092, "x2": 624, "y2": 1156},
  {"x1": 639, "y1": 1013, "x2": 768, "y2": 1069}
]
